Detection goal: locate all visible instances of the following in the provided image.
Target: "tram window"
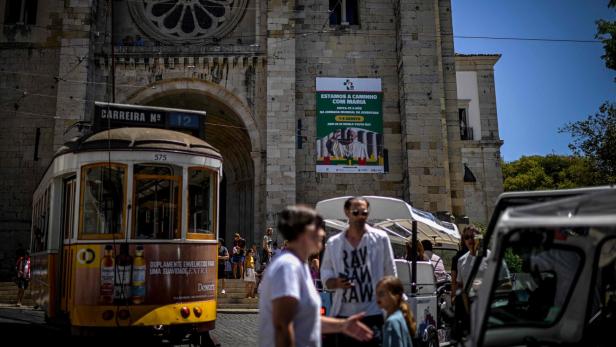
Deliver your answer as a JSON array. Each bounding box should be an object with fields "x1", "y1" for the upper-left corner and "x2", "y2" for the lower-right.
[
  {"x1": 31, "y1": 199, "x2": 42, "y2": 252},
  {"x1": 62, "y1": 177, "x2": 76, "y2": 240},
  {"x1": 133, "y1": 172, "x2": 181, "y2": 240},
  {"x1": 134, "y1": 164, "x2": 178, "y2": 176},
  {"x1": 80, "y1": 164, "x2": 126, "y2": 238},
  {"x1": 188, "y1": 168, "x2": 216, "y2": 236},
  {"x1": 31, "y1": 186, "x2": 50, "y2": 252}
]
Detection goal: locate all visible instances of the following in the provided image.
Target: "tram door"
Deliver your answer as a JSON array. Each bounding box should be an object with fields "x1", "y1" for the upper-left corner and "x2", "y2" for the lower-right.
[
  {"x1": 133, "y1": 165, "x2": 182, "y2": 240},
  {"x1": 59, "y1": 176, "x2": 76, "y2": 313}
]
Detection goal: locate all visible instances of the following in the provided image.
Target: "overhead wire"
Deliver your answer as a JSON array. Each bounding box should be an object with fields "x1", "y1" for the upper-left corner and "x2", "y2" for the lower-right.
[{"x1": 1, "y1": 2, "x2": 605, "y2": 121}]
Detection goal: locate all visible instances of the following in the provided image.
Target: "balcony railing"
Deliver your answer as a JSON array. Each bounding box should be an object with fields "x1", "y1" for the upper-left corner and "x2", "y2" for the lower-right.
[{"x1": 460, "y1": 126, "x2": 474, "y2": 141}]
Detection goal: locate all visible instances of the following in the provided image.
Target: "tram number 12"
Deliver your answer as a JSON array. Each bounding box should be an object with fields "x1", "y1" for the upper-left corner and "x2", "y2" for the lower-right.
[{"x1": 154, "y1": 154, "x2": 167, "y2": 161}]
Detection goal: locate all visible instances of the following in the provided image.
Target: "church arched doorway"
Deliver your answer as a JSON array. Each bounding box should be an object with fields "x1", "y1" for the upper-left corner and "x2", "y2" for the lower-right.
[{"x1": 125, "y1": 81, "x2": 261, "y2": 247}]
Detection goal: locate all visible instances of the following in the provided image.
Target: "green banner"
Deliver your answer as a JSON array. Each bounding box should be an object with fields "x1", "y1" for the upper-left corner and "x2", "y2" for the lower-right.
[{"x1": 316, "y1": 78, "x2": 384, "y2": 173}]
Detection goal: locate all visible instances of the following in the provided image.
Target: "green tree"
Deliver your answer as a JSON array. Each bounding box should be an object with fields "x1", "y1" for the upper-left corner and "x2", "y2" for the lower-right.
[
  {"x1": 559, "y1": 103, "x2": 616, "y2": 184},
  {"x1": 502, "y1": 155, "x2": 600, "y2": 192},
  {"x1": 596, "y1": 0, "x2": 616, "y2": 73},
  {"x1": 554, "y1": 2, "x2": 616, "y2": 185}
]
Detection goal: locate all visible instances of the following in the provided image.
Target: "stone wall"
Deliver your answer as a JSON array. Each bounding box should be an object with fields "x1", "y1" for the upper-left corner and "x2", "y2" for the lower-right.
[
  {"x1": 265, "y1": 0, "x2": 297, "y2": 227},
  {"x1": 396, "y1": 0, "x2": 464, "y2": 214},
  {"x1": 294, "y1": 0, "x2": 405, "y2": 207},
  {"x1": 0, "y1": 0, "x2": 68, "y2": 278},
  {"x1": 0, "y1": 0, "x2": 507, "y2": 277},
  {"x1": 456, "y1": 55, "x2": 504, "y2": 224},
  {"x1": 89, "y1": 0, "x2": 268, "y2": 245}
]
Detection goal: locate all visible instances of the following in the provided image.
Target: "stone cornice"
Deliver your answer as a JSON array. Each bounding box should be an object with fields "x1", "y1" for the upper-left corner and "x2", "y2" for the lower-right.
[{"x1": 455, "y1": 54, "x2": 501, "y2": 71}]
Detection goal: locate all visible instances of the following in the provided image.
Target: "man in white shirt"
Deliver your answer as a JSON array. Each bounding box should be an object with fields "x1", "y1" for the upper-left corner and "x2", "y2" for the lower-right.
[
  {"x1": 321, "y1": 197, "x2": 397, "y2": 347},
  {"x1": 345, "y1": 129, "x2": 368, "y2": 160}
]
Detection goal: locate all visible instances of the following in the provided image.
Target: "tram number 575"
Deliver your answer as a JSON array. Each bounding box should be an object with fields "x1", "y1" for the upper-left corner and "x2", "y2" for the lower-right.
[{"x1": 154, "y1": 154, "x2": 167, "y2": 161}]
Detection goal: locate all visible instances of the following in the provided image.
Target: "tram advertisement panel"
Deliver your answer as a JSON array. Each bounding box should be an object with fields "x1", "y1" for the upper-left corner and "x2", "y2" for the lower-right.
[{"x1": 73, "y1": 243, "x2": 216, "y2": 305}]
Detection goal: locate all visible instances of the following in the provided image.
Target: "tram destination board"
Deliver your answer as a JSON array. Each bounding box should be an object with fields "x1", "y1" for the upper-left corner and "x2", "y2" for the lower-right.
[{"x1": 93, "y1": 102, "x2": 205, "y2": 136}]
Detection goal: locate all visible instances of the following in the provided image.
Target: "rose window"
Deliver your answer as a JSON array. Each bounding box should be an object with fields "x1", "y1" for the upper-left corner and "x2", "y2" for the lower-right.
[{"x1": 128, "y1": 0, "x2": 248, "y2": 43}]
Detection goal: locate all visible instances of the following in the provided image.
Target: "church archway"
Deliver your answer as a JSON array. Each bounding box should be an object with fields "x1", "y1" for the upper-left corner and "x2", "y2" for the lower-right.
[{"x1": 125, "y1": 79, "x2": 262, "y2": 246}]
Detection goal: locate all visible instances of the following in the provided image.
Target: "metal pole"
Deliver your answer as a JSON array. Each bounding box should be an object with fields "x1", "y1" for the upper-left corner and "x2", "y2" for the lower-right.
[{"x1": 411, "y1": 220, "x2": 417, "y2": 294}]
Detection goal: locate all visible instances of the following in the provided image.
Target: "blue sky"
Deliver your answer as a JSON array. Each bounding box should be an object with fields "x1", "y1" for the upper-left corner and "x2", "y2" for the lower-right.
[{"x1": 451, "y1": 0, "x2": 616, "y2": 161}]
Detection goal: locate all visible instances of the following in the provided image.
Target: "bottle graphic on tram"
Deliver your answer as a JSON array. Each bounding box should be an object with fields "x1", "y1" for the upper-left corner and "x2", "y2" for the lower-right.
[
  {"x1": 100, "y1": 245, "x2": 115, "y2": 304},
  {"x1": 131, "y1": 245, "x2": 146, "y2": 304},
  {"x1": 114, "y1": 243, "x2": 133, "y2": 305}
]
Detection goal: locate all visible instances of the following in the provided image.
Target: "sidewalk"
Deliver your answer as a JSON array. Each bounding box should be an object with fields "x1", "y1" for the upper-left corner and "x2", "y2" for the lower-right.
[{"x1": 0, "y1": 303, "x2": 45, "y2": 325}]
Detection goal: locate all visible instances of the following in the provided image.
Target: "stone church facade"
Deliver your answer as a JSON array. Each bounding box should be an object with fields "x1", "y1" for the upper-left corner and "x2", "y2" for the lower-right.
[{"x1": 0, "y1": 0, "x2": 503, "y2": 277}]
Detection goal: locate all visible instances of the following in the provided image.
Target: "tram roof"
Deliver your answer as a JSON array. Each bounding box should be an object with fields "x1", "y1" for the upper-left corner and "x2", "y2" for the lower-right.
[{"x1": 57, "y1": 127, "x2": 221, "y2": 159}]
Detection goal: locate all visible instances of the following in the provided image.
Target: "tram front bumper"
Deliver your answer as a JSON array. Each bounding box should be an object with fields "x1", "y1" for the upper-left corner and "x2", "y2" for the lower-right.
[{"x1": 70, "y1": 300, "x2": 217, "y2": 328}]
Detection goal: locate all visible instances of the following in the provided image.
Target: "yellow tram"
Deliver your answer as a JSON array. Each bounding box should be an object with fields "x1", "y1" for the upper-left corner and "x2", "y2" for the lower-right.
[{"x1": 29, "y1": 127, "x2": 222, "y2": 344}]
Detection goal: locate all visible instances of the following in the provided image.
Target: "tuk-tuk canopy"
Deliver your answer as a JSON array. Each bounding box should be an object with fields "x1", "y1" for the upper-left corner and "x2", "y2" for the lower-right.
[
  {"x1": 508, "y1": 189, "x2": 616, "y2": 220},
  {"x1": 316, "y1": 196, "x2": 460, "y2": 247},
  {"x1": 375, "y1": 219, "x2": 460, "y2": 248}
]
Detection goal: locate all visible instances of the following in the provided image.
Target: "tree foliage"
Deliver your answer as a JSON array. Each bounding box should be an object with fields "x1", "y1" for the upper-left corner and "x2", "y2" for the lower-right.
[
  {"x1": 596, "y1": 0, "x2": 616, "y2": 73},
  {"x1": 559, "y1": 102, "x2": 616, "y2": 183},
  {"x1": 502, "y1": 155, "x2": 602, "y2": 192}
]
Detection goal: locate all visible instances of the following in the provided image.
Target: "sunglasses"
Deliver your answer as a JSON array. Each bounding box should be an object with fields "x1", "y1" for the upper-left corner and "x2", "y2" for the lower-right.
[{"x1": 351, "y1": 209, "x2": 369, "y2": 217}]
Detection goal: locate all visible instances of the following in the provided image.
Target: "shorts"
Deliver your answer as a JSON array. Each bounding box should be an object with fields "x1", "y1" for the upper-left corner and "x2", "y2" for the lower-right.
[
  {"x1": 232, "y1": 255, "x2": 242, "y2": 263},
  {"x1": 16, "y1": 278, "x2": 29, "y2": 290},
  {"x1": 244, "y1": 268, "x2": 256, "y2": 283},
  {"x1": 218, "y1": 265, "x2": 225, "y2": 279}
]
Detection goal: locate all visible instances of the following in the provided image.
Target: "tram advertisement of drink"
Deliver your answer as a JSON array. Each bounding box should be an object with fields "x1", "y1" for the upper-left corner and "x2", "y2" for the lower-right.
[
  {"x1": 76, "y1": 243, "x2": 216, "y2": 314},
  {"x1": 28, "y1": 105, "x2": 221, "y2": 344}
]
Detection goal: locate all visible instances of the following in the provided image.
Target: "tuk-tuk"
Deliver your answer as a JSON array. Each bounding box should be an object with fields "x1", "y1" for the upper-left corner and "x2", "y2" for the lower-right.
[
  {"x1": 316, "y1": 196, "x2": 460, "y2": 346},
  {"x1": 452, "y1": 187, "x2": 616, "y2": 347}
]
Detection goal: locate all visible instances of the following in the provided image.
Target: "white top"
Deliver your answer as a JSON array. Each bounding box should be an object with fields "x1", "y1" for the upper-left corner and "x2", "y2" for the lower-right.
[
  {"x1": 321, "y1": 225, "x2": 397, "y2": 317},
  {"x1": 347, "y1": 139, "x2": 368, "y2": 159},
  {"x1": 263, "y1": 234, "x2": 273, "y2": 252},
  {"x1": 425, "y1": 251, "x2": 448, "y2": 283},
  {"x1": 258, "y1": 251, "x2": 322, "y2": 347},
  {"x1": 457, "y1": 250, "x2": 510, "y2": 289},
  {"x1": 457, "y1": 251, "x2": 487, "y2": 287}
]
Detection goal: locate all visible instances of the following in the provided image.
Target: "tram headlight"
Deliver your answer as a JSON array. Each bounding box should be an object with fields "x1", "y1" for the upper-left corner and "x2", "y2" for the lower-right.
[
  {"x1": 180, "y1": 306, "x2": 191, "y2": 319},
  {"x1": 193, "y1": 306, "x2": 202, "y2": 318},
  {"x1": 118, "y1": 309, "x2": 130, "y2": 320},
  {"x1": 102, "y1": 310, "x2": 114, "y2": 321}
]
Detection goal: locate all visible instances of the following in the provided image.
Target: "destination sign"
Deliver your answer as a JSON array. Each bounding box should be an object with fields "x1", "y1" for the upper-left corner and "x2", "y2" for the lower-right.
[{"x1": 93, "y1": 102, "x2": 205, "y2": 136}]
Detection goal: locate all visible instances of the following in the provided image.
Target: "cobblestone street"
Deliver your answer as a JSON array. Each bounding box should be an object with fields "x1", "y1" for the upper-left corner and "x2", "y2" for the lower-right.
[
  {"x1": 212, "y1": 313, "x2": 258, "y2": 346},
  {"x1": 0, "y1": 305, "x2": 258, "y2": 346}
]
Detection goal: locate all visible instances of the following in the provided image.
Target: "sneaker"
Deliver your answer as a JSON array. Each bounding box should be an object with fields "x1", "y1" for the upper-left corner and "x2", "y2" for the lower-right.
[{"x1": 221, "y1": 289, "x2": 226, "y2": 295}]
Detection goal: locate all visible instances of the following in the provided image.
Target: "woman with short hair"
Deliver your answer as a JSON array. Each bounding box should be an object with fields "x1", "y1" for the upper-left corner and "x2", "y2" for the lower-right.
[{"x1": 258, "y1": 205, "x2": 373, "y2": 347}]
